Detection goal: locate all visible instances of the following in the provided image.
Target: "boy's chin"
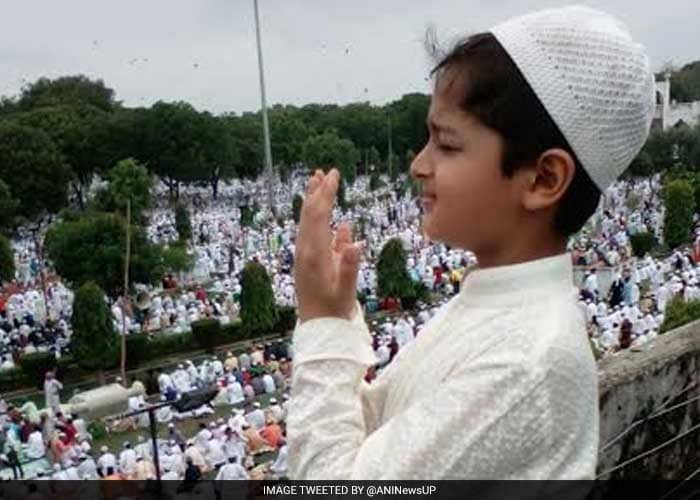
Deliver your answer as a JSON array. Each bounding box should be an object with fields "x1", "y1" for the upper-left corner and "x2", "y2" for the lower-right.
[{"x1": 420, "y1": 216, "x2": 439, "y2": 242}]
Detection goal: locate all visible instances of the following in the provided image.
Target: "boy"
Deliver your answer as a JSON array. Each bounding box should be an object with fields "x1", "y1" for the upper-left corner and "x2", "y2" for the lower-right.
[{"x1": 289, "y1": 6, "x2": 655, "y2": 479}]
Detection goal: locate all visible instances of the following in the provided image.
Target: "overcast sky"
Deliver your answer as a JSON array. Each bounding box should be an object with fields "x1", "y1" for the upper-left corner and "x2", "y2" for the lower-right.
[{"x1": 1, "y1": 0, "x2": 696, "y2": 114}]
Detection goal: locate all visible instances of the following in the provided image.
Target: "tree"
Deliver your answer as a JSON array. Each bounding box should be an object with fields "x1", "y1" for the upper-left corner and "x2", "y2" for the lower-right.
[
  {"x1": 657, "y1": 61, "x2": 700, "y2": 102},
  {"x1": 0, "y1": 180, "x2": 19, "y2": 233},
  {"x1": 387, "y1": 93, "x2": 430, "y2": 164},
  {"x1": 663, "y1": 179, "x2": 695, "y2": 249},
  {"x1": 45, "y1": 212, "x2": 163, "y2": 298},
  {"x1": 269, "y1": 107, "x2": 309, "y2": 169},
  {"x1": 368, "y1": 147, "x2": 381, "y2": 170},
  {"x1": 0, "y1": 122, "x2": 71, "y2": 219},
  {"x1": 302, "y1": 129, "x2": 360, "y2": 182},
  {"x1": 224, "y1": 113, "x2": 264, "y2": 179},
  {"x1": 630, "y1": 232, "x2": 657, "y2": 258},
  {"x1": 139, "y1": 101, "x2": 204, "y2": 198},
  {"x1": 93, "y1": 158, "x2": 152, "y2": 222},
  {"x1": 71, "y1": 282, "x2": 119, "y2": 384},
  {"x1": 10, "y1": 104, "x2": 110, "y2": 208},
  {"x1": 18, "y1": 75, "x2": 116, "y2": 112},
  {"x1": 377, "y1": 238, "x2": 414, "y2": 300},
  {"x1": 161, "y1": 242, "x2": 194, "y2": 274},
  {"x1": 240, "y1": 261, "x2": 278, "y2": 336},
  {"x1": 197, "y1": 113, "x2": 239, "y2": 199},
  {"x1": 627, "y1": 150, "x2": 656, "y2": 178},
  {"x1": 0, "y1": 235, "x2": 14, "y2": 284},
  {"x1": 405, "y1": 149, "x2": 417, "y2": 170},
  {"x1": 292, "y1": 194, "x2": 303, "y2": 224},
  {"x1": 174, "y1": 203, "x2": 192, "y2": 241}
]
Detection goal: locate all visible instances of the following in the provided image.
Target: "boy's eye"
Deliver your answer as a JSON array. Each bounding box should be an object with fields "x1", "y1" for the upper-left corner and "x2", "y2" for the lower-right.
[{"x1": 438, "y1": 143, "x2": 460, "y2": 153}]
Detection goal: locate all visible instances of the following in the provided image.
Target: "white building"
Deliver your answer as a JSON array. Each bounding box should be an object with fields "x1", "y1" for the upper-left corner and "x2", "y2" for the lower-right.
[{"x1": 654, "y1": 73, "x2": 700, "y2": 130}]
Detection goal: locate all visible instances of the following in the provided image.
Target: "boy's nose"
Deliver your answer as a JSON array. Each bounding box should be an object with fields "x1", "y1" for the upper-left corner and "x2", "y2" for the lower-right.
[{"x1": 410, "y1": 146, "x2": 432, "y2": 180}]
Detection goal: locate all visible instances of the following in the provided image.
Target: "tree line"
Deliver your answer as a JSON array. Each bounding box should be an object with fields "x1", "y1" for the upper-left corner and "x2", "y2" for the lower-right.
[{"x1": 0, "y1": 74, "x2": 429, "y2": 230}]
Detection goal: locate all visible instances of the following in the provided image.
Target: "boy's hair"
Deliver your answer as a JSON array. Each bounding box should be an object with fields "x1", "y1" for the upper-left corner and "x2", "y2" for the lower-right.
[{"x1": 428, "y1": 31, "x2": 600, "y2": 237}]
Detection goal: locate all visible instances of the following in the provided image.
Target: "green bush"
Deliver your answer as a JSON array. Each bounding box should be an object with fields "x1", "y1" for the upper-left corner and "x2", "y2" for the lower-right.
[
  {"x1": 149, "y1": 331, "x2": 196, "y2": 359},
  {"x1": 401, "y1": 281, "x2": 430, "y2": 310},
  {"x1": 240, "y1": 205, "x2": 255, "y2": 228},
  {"x1": 20, "y1": 352, "x2": 57, "y2": 389},
  {"x1": 162, "y1": 242, "x2": 194, "y2": 274},
  {"x1": 71, "y1": 282, "x2": 119, "y2": 374},
  {"x1": 630, "y1": 232, "x2": 657, "y2": 258},
  {"x1": 240, "y1": 261, "x2": 279, "y2": 337},
  {"x1": 191, "y1": 318, "x2": 222, "y2": 353},
  {"x1": 663, "y1": 179, "x2": 695, "y2": 249},
  {"x1": 174, "y1": 203, "x2": 192, "y2": 241},
  {"x1": 125, "y1": 334, "x2": 152, "y2": 369},
  {"x1": 275, "y1": 306, "x2": 297, "y2": 334},
  {"x1": 0, "y1": 368, "x2": 28, "y2": 393},
  {"x1": 377, "y1": 238, "x2": 414, "y2": 300},
  {"x1": 221, "y1": 321, "x2": 246, "y2": 342},
  {"x1": 660, "y1": 297, "x2": 700, "y2": 334}
]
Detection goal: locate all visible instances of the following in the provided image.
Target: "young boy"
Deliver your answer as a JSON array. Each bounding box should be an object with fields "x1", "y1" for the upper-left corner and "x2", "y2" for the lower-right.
[{"x1": 289, "y1": 6, "x2": 655, "y2": 479}]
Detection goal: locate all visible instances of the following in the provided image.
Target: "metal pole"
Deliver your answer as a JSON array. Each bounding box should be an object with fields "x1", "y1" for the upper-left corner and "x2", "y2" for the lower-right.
[
  {"x1": 253, "y1": 0, "x2": 274, "y2": 214},
  {"x1": 149, "y1": 408, "x2": 162, "y2": 486},
  {"x1": 121, "y1": 199, "x2": 131, "y2": 384}
]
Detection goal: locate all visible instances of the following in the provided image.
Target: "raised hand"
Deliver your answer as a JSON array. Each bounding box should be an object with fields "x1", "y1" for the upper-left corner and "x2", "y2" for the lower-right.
[{"x1": 294, "y1": 169, "x2": 363, "y2": 323}]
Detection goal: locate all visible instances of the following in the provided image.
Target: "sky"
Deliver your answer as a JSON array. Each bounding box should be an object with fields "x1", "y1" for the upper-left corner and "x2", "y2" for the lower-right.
[{"x1": 0, "y1": 0, "x2": 697, "y2": 114}]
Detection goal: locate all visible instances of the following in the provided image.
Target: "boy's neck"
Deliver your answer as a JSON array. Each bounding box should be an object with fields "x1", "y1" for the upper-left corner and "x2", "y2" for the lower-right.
[{"x1": 475, "y1": 235, "x2": 568, "y2": 270}]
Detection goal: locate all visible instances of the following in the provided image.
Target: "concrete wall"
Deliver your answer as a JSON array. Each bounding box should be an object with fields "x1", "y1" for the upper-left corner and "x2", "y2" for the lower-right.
[
  {"x1": 668, "y1": 101, "x2": 700, "y2": 129},
  {"x1": 597, "y1": 319, "x2": 700, "y2": 479}
]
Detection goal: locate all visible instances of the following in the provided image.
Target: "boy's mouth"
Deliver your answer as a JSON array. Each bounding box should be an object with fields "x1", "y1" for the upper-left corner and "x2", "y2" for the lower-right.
[{"x1": 420, "y1": 195, "x2": 436, "y2": 212}]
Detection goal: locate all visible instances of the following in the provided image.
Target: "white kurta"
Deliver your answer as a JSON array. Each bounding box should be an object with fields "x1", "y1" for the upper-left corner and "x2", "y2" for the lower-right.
[{"x1": 288, "y1": 253, "x2": 599, "y2": 479}]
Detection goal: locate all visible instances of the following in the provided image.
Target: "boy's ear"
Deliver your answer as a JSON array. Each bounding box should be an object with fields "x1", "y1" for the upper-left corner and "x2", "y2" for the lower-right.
[{"x1": 519, "y1": 148, "x2": 576, "y2": 211}]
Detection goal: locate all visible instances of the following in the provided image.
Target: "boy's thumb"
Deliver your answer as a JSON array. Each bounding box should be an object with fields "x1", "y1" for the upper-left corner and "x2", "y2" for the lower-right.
[{"x1": 338, "y1": 244, "x2": 361, "y2": 297}]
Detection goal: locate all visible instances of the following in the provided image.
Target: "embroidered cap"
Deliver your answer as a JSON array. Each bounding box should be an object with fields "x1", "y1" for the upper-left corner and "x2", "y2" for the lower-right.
[{"x1": 491, "y1": 5, "x2": 655, "y2": 191}]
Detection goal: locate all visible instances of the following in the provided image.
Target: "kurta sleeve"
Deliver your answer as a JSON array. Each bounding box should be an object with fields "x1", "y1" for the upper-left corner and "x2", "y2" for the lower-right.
[{"x1": 288, "y1": 322, "x2": 554, "y2": 480}]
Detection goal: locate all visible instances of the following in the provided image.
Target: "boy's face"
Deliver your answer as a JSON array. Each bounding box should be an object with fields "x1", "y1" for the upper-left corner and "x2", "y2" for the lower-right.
[{"x1": 410, "y1": 75, "x2": 521, "y2": 257}]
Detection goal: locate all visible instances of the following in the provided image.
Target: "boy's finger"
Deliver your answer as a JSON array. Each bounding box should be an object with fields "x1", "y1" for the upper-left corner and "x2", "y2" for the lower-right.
[
  {"x1": 307, "y1": 175, "x2": 322, "y2": 196},
  {"x1": 335, "y1": 222, "x2": 353, "y2": 248}
]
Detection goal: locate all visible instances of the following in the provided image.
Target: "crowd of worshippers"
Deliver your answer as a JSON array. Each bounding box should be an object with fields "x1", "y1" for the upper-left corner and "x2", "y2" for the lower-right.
[
  {"x1": 0, "y1": 281, "x2": 74, "y2": 371},
  {"x1": 0, "y1": 400, "x2": 289, "y2": 481},
  {"x1": 0, "y1": 343, "x2": 293, "y2": 480},
  {"x1": 5, "y1": 170, "x2": 700, "y2": 476},
  {"x1": 0, "y1": 173, "x2": 477, "y2": 366},
  {"x1": 569, "y1": 175, "x2": 700, "y2": 355},
  {"x1": 5, "y1": 173, "x2": 700, "y2": 363}
]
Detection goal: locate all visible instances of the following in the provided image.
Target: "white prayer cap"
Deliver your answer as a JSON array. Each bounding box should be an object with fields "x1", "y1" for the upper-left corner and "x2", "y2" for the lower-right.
[
  {"x1": 269, "y1": 398, "x2": 277, "y2": 404},
  {"x1": 101, "y1": 446, "x2": 109, "y2": 453},
  {"x1": 168, "y1": 423, "x2": 175, "y2": 429},
  {"x1": 253, "y1": 402, "x2": 261, "y2": 408}
]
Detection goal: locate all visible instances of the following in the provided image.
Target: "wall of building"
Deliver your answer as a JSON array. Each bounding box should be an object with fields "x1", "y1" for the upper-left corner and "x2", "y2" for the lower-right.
[
  {"x1": 668, "y1": 101, "x2": 700, "y2": 129},
  {"x1": 597, "y1": 319, "x2": 700, "y2": 480},
  {"x1": 655, "y1": 76, "x2": 700, "y2": 130}
]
